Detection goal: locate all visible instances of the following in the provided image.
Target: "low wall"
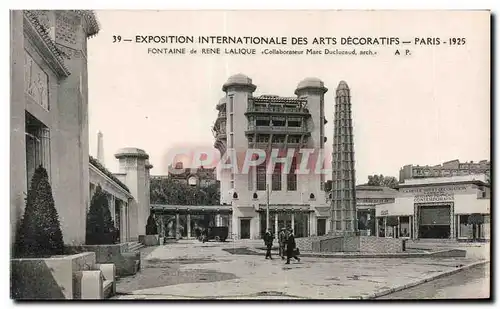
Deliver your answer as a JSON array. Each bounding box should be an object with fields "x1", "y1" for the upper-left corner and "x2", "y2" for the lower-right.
[
  {"x1": 359, "y1": 237, "x2": 402, "y2": 253},
  {"x1": 139, "y1": 235, "x2": 160, "y2": 246},
  {"x1": 11, "y1": 252, "x2": 96, "y2": 299},
  {"x1": 311, "y1": 236, "x2": 403, "y2": 253},
  {"x1": 68, "y1": 243, "x2": 139, "y2": 277},
  {"x1": 296, "y1": 236, "x2": 332, "y2": 251}
]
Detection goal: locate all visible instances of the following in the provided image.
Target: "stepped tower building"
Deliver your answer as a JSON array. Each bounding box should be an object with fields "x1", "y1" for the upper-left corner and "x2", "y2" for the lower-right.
[{"x1": 330, "y1": 81, "x2": 357, "y2": 234}]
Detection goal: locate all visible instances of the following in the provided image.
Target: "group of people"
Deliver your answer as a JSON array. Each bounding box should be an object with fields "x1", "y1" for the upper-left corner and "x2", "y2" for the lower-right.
[{"x1": 263, "y1": 227, "x2": 301, "y2": 264}]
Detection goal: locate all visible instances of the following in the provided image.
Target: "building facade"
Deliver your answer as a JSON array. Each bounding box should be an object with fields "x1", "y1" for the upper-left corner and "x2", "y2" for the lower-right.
[
  {"x1": 355, "y1": 185, "x2": 398, "y2": 235},
  {"x1": 10, "y1": 10, "x2": 152, "y2": 248},
  {"x1": 10, "y1": 10, "x2": 99, "y2": 246},
  {"x1": 375, "y1": 174, "x2": 490, "y2": 240},
  {"x1": 399, "y1": 159, "x2": 490, "y2": 183},
  {"x1": 212, "y1": 74, "x2": 330, "y2": 239},
  {"x1": 152, "y1": 162, "x2": 218, "y2": 188},
  {"x1": 89, "y1": 146, "x2": 153, "y2": 243}
]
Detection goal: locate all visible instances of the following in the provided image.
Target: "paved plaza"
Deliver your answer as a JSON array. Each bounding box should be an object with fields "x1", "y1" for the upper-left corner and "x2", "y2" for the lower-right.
[{"x1": 114, "y1": 240, "x2": 489, "y2": 299}]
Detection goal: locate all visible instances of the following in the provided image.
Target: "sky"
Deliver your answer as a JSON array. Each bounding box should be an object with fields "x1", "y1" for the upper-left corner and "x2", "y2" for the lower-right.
[{"x1": 87, "y1": 10, "x2": 490, "y2": 184}]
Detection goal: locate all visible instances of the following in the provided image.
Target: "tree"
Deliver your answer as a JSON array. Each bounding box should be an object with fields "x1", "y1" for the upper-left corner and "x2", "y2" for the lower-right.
[
  {"x1": 86, "y1": 185, "x2": 116, "y2": 245},
  {"x1": 145, "y1": 214, "x2": 158, "y2": 235},
  {"x1": 367, "y1": 174, "x2": 398, "y2": 189},
  {"x1": 150, "y1": 177, "x2": 220, "y2": 206},
  {"x1": 14, "y1": 166, "x2": 64, "y2": 257}
]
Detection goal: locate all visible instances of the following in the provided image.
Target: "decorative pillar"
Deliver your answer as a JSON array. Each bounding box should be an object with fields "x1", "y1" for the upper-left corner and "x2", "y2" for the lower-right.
[
  {"x1": 303, "y1": 214, "x2": 307, "y2": 237},
  {"x1": 121, "y1": 202, "x2": 127, "y2": 242},
  {"x1": 291, "y1": 213, "x2": 295, "y2": 232},
  {"x1": 40, "y1": 127, "x2": 51, "y2": 180},
  {"x1": 274, "y1": 212, "x2": 278, "y2": 238},
  {"x1": 109, "y1": 195, "x2": 116, "y2": 223},
  {"x1": 187, "y1": 213, "x2": 191, "y2": 238},
  {"x1": 375, "y1": 217, "x2": 379, "y2": 237},
  {"x1": 216, "y1": 213, "x2": 221, "y2": 227},
  {"x1": 158, "y1": 215, "x2": 164, "y2": 237},
  {"x1": 176, "y1": 213, "x2": 180, "y2": 239},
  {"x1": 384, "y1": 217, "x2": 387, "y2": 238},
  {"x1": 397, "y1": 216, "x2": 401, "y2": 238}
]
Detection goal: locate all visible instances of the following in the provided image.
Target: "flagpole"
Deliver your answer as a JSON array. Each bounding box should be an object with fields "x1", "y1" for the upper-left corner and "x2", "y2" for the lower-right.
[{"x1": 266, "y1": 184, "x2": 270, "y2": 231}]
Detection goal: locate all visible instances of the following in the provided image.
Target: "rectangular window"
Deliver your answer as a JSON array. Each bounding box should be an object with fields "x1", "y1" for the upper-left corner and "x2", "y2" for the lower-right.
[
  {"x1": 335, "y1": 221, "x2": 342, "y2": 230},
  {"x1": 400, "y1": 216, "x2": 410, "y2": 238},
  {"x1": 287, "y1": 158, "x2": 297, "y2": 191},
  {"x1": 25, "y1": 112, "x2": 50, "y2": 189},
  {"x1": 272, "y1": 135, "x2": 286, "y2": 143},
  {"x1": 272, "y1": 117, "x2": 286, "y2": 127},
  {"x1": 256, "y1": 162, "x2": 267, "y2": 191},
  {"x1": 272, "y1": 163, "x2": 282, "y2": 191},
  {"x1": 288, "y1": 118, "x2": 301, "y2": 127},
  {"x1": 248, "y1": 166, "x2": 254, "y2": 191},
  {"x1": 228, "y1": 95, "x2": 234, "y2": 113},
  {"x1": 256, "y1": 118, "x2": 270, "y2": 126}
]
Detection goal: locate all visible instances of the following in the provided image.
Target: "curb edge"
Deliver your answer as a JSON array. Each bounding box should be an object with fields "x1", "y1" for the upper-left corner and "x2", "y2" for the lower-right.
[{"x1": 359, "y1": 260, "x2": 490, "y2": 300}]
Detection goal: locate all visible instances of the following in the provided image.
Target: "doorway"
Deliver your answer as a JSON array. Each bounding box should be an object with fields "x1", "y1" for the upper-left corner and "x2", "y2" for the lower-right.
[
  {"x1": 317, "y1": 218, "x2": 326, "y2": 236},
  {"x1": 418, "y1": 205, "x2": 451, "y2": 238},
  {"x1": 240, "y1": 219, "x2": 251, "y2": 239}
]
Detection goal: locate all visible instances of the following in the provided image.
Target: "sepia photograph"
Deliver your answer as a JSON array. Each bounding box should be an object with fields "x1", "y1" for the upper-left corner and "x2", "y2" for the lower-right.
[{"x1": 9, "y1": 8, "x2": 491, "y2": 300}]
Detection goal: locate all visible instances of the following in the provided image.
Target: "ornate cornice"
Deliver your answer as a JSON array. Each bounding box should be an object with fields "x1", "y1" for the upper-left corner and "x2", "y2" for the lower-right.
[
  {"x1": 23, "y1": 10, "x2": 71, "y2": 77},
  {"x1": 73, "y1": 10, "x2": 100, "y2": 38}
]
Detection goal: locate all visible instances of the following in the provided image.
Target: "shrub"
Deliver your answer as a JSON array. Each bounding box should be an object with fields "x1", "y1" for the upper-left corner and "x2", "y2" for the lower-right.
[
  {"x1": 145, "y1": 214, "x2": 158, "y2": 235},
  {"x1": 14, "y1": 166, "x2": 64, "y2": 258},
  {"x1": 86, "y1": 185, "x2": 116, "y2": 245}
]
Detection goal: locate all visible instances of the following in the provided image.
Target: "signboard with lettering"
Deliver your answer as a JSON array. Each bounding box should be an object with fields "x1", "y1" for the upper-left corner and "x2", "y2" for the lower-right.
[
  {"x1": 400, "y1": 185, "x2": 467, "y2": 194},
  {"x1": 414, "y1": 193, "x2": 454, "y2": 203},
  {"x1": 404, "y1": 185, "x2": 467, "y2": 203}
]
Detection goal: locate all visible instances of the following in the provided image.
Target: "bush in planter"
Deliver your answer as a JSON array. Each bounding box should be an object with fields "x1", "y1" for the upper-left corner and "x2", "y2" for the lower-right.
[
  {"x1": 86, "y1": 185, "x2": 117, "y2": 245},
  {"x1": 145, "y1": 214, "x2": 158, "y2": 235},
  {"x1": 14, "y1": 166, "x2": 64, "y2": 258}
]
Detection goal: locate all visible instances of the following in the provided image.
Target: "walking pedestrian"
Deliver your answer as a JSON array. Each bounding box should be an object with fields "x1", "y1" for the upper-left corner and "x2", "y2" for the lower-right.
[
  {"x1": 285, "y1": 229, "x2": 301, "y2": 264},
  {"x1": 278, "y1": 228, "x2": 287, "y2": 260},
  {"x1": 264, "y1": 229, "x2": 274, "y2": 260}
]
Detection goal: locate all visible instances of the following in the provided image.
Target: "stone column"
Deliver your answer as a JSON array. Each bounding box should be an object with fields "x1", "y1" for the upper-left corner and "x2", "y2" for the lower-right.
[
  {"x1": 375, "y1": 217, "x2": 379, "y2": 237},
  {"x1": 274, "y1": 212, "x2": 278, "y2": 239},
  {"x1": 110, "y1": 195, "x2": 116, "y2": 223},
  {"x1": 176, "y1": 213, "x2": 180, "y2": 239},
  {"x1": 303, "y1": 214, "x2": 308, "y2": 237},
  {"x1": 187, "y1": 213, "x2": 191, "y2": 238},
  {"x1": 291, "y1": 213, "x2": 295, "y2": 232},
  {"x1": 384, "y1": 217, "x2": 387, "y2": 238},
  {"x1": 397, "y1": 216, "x2": 401, "y2": 238},
  {"x1": 158, "y1": 215, "x2": 164, "y2": 237},
  {"x1": 121, "y1": 202, "x2": 127, "y2": 242},
  {"x1": 216, "y1": 214, "x2": 221, "y2": 227}
]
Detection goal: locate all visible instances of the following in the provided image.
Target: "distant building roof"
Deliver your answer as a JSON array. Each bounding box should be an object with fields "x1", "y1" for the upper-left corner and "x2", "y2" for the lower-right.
[{"x1": 399, "y1": 174, "x2": 489, "y2": 187}]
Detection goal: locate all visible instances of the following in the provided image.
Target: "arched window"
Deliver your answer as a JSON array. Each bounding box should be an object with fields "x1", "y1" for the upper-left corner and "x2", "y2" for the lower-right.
[
  {"x1": 233, "y1": 192, "x2": 238, "y2": 199},
  {"x1": 252, "y1": 192, "x2": 258, "y2": 199},
  {"x1": 309, "y1": 193, "x2": 315, "y2": 200}
]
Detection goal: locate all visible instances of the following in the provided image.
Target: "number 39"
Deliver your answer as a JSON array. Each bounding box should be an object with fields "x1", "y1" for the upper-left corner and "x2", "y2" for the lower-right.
[{"x1": 113, "y1": 35, "x2": 122, "y2": 43}]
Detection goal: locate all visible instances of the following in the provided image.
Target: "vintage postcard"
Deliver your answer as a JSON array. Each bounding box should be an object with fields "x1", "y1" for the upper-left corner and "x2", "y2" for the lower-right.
[{"x1": 10, "y1": 9, "x2": 490, "y2": 300}]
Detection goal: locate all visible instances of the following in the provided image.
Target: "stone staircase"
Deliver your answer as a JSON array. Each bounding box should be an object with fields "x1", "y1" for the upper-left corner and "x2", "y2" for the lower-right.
[{"x1": 127, "y1": 241, "x2": 145, "y2": 252}]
